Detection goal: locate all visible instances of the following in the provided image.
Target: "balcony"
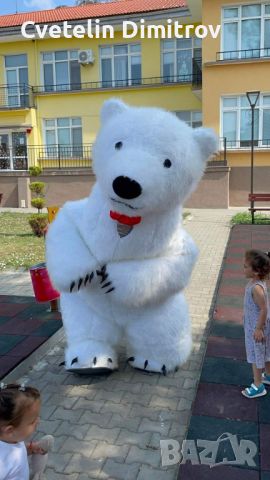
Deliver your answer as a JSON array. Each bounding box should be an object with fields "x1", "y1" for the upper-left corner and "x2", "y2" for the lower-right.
[
  {"x1": 0, "y1": 144, "x2": 93, "y2": 171},
  {"x1": 224, "y1": 139, "x2": 270, "y2": 150},
  {"x1": 216, "y1": 47, "x2": 270, "y2": 62},
  {"x1": 0, "y1": 84, "x2": 34, "y2": 110},
  {"x1": 31, "y1": 144, "x2": 92, "y2": 169},
  {"x1": 34, "y1": 72, "x2": 202, "y2": 94}
]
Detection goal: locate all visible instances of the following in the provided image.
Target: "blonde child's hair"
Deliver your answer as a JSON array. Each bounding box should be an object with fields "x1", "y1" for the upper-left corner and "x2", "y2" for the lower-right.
[{"x1": 0, "y1": 383, "x2": 40, "y2": 429}]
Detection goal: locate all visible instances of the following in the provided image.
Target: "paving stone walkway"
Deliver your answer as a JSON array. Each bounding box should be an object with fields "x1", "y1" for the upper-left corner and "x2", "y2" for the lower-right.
[
  {"x1": 179, "y1": 224, "x2": 270, "y2": 480},
  {"x1": 0, "y1": 209, "x2": 236, "y2": 479}
]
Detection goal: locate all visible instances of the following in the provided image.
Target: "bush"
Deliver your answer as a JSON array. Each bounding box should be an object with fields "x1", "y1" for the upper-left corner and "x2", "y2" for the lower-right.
[
  {"x1": 29, "y1": 182, "x2": 45, "y2": 195},
  {"x1": 31, "y1": 197, "x2": 46, "y2": 212},
  {"x1": 231, "y1": 212, "x2": 270, "y2": 225},
  {"x1": 28, "y1": 166, "x2": 47, "y2": 236},
  {"x1": 29, "y1": 166, "x2": 43, "y2": 176},
  {"x1": 28, "y1": 214, "x2": 48, "y2": 237}
]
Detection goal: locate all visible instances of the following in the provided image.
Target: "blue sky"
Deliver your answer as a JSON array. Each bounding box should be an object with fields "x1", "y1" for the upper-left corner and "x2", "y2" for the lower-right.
[{"x1": 0, "y1": 0, "x2": 75, "y2": 15}]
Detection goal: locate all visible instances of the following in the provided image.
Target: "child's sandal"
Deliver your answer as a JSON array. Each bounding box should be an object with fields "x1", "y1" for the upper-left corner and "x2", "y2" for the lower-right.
[{"x1": 241, "y1": 383, "x2": 267, "y2": 398}]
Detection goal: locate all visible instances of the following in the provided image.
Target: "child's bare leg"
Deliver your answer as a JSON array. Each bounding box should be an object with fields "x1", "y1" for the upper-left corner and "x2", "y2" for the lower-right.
[
  {"x1": 265, "y1": 361, "x2": 270, "y2": 375},
  {"x1": 252, "y1": 364, "x2": 263, "y2": 386}
]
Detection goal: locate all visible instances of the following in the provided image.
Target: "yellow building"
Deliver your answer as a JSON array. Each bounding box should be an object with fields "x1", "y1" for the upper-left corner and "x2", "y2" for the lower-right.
[
  {"x1": 203, "y1": 0, "x2": 270, "y2": 205},
  {"x1": 0, "y1": 0, "x2": 268, "y2": 207}
]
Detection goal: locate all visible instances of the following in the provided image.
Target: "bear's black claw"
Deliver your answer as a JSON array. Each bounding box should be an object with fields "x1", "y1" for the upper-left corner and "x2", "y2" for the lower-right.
[
  {"x1": 84, "y1": 274, "x2": 89, "y2": 285},
  {"x1": 108, "y1": 358, "x2": 113, "y2": 363},
  {"x1": 127, "y1": 356, "x2": 135, "y2": 362},
  {"x1": 102, "y1": 281, "x2": 112, "y2": 289},
  {"x1": 144, "y1": 360, "x2": 148, "y2": 369},
  {"x1": 59, "y1": 361, "x2": 65, "y2": 366},
  {"x1": 89, "y1": 272, "x2": 94, "y2": 283},
  {"x1": 100, "y1": 273, "x2": 109, "y2": 284},
  {"x1": 71, "y1": 357, "x2": 78, "y2": 365},
  {"x1": 70, "y1": 281, "x2": 75, "y2": 292},
  {"x1": 78, "y1": 278, "x2": 83, "y2": 290},
  {"x1": 105, "y1": 287, "x2": 115, "y2": 294},
  {"x1": 93, "y1": 356, "x2": 97, "y2": 365},
  {"x1": 162, "y1": 365, "x2": 167, "y2": 376}
]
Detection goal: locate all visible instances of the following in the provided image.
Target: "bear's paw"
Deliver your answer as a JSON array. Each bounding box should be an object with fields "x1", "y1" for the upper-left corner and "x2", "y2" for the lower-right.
[
  {"x1": 69, "y1": 271, "x2": 94, "y2": 293},
  {"x1": 127, "y1": 356, "x2": 178, "y2": 376}
]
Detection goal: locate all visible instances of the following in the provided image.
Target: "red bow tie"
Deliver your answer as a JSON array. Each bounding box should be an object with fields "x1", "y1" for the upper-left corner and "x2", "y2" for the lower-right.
[{"x1": 110, "y1": 210, "x2": 142, "y2": 226}]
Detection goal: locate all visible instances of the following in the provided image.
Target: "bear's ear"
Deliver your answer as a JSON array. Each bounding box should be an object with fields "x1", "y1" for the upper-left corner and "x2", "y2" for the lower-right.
[
  {"x1": 193, "y1": 128, "x2": 219, "y2": 162},
  {"x1": 101, "y1": 98, "x2": 128, "y2": 124}
]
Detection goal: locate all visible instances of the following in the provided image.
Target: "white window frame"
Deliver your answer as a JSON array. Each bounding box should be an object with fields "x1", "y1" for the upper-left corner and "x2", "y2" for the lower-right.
[
  {"x1": 221, "y1": 3, "x2": 270, "y2": 59},
  {"x1": 99, "y1": 43, "x2": 141, "y2": 87},
  {"x1": 43, "y1": 117, "x2": 82, "y2": 158},
  {"x1": 221, "y1": 94, "x2": 270, "y2": 148},
  {"x1": 161, "y1": 37, "x2": 202, "y2": 82},
  {"x1": 5, "y1": 54, "x2": 28, "y2": 107},
  {"x1": 175, "y1": 110, "x2": 202, "y2": 128},
  {"x1": 0, "y1": 131, "x2": 27, "y2": 171},
  {"x1": 41, "y1": 50, "x2": 80, "y2": 91}
]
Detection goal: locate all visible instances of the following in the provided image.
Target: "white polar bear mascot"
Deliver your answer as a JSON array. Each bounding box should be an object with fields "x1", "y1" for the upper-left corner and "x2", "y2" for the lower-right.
[{"x1": 46, "y1": 99, "x2": 217, "y2": 375}]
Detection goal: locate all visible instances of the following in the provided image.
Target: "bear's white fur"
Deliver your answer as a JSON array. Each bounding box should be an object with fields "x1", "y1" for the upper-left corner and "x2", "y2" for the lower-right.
[{"x1": 46, "y1": 99, "x2": 218, "y2": 374}]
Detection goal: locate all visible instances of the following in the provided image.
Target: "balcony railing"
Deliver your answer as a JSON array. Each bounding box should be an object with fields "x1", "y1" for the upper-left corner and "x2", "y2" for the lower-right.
[
  {"x1": 0, "y1": 144, "x2": 93, "y2": 170},
  {"x1": 216, "y1": 47, "x2": 270, "y2": 61},
  {"x1": 34, "y1": 73, "x2": 202, "y2": 94},
  {"x1": 225, "y1": 139, "x2": 270, "y2": 149},
  {"x1": 0, "y1": 84, "x2": 34, "y2": 109},
  {"x1": 207, "y1": 137, "x2": 227, "y2": 167},
  {"x1": 3, "y1": 138, "x2": 269, "y2": 171},
  {"x1": 192, "y1": 57, "x2": 202, "y2": 87}
]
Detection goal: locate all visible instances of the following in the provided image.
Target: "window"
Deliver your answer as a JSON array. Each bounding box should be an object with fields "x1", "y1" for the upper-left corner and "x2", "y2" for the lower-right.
[
  {"x1": 100, "y1": 44, "x2": 141, "y2": 87},
  {"x1": 175, "y1": 111, "x2": 202, "y2": 128},
  {"x1": 5, "y1": 54, "x2": 29, "y2": 107},
  {"x1": 222, "y1": 95, "x2": 270, "y2": 147},
  {"x1": 0, "y1": 132, "x2": 27, "y2": 170},
  {"x1": 42, "y1": 50, "x2": 81, "y2": 92},
  {"x1": 222, "y1": 4, "x2": 270, "y2": 59},
  {"x1": 162, "y1": 38, "x2": 202, "y2": 83},
  {"x1": 44, "y1": 118, "x2": 83, "y2": 157}
]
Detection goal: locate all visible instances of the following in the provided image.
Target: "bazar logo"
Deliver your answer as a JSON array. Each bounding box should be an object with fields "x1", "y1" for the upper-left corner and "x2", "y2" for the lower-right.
[{"x1": 160, "y1": 433, "x2": 257, "y2": 468}]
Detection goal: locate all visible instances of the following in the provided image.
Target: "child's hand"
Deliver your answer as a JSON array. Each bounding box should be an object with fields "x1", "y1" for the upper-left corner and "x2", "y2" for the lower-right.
[
  {"x1": 27, "y1": 441, "x2": 46, "y2": 455},
  {"x1": 253, "y1": 328, "x2": 264, "y2": 343}
]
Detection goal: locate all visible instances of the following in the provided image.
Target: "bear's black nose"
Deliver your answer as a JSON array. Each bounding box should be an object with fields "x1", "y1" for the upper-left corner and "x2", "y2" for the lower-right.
[{"x1": 112, "y1": 176, "x2": 142, "y2": 200}]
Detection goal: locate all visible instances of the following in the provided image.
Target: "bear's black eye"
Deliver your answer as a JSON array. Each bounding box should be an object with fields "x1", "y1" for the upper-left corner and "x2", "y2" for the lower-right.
[
  {"x1": 115, "y1": 141, "x2": 123, "y2": 150},
  {"x1": 163, "y1": 159, "x2": 172, "y2": 168}
]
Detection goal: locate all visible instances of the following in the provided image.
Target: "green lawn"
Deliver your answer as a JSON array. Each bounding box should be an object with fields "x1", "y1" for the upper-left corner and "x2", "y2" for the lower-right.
[
  {"x1": 0, "y1": 210, "x2": 191, "y2": 271},
  {"x1": 231, "y1": 212, "x2": 270, "y2": 225},
  {"x1": 0, "y1": 212, "x2": 45, "y2": 271}
]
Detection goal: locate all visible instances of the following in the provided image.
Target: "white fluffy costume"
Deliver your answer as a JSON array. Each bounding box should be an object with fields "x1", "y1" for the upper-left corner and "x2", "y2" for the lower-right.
[{"x1": 46, "y1": 99, "x2": 217, "y2": 375}]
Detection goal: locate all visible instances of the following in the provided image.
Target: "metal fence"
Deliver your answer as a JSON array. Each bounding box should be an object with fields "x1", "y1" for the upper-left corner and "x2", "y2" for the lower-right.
[
  {"x1": 0, "y1": 84, "x2": 34, "y2": 109},
  {"x1": 3, "y1": 137, "x2": 270, "y2": 171},
  {"x1": 0, "y1": 144, "x2": 93, "y2": 170},
  {"x1": 34, "y1": 72, "x2": 202, "y2": 94},
  {"x1": 217, "y1": 47, "x2": 270, "y2": 61},
  {"x1": 225, "y1": 139, "x2": 270, "y2": 149},
  {"x1": 207, "y1": 137, "x2": 227, "y2": 167}
]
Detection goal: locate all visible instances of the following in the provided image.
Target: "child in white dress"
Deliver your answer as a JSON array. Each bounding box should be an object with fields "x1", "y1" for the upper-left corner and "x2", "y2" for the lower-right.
[
  {"x1": 0, "y1": 383, "x2": 54, "y2": 480},
  {"x1": 242, "y1": 250, "x2": 270, "y2": 399}
]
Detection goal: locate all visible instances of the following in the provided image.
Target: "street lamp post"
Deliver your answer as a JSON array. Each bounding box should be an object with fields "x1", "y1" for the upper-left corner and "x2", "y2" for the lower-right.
[{"x1": 246, "y1": 91, "x2": 260, "y2": 224}]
